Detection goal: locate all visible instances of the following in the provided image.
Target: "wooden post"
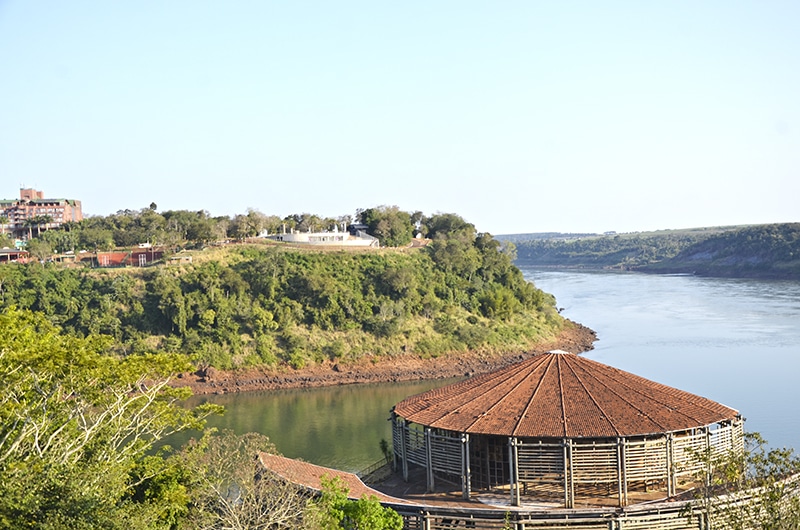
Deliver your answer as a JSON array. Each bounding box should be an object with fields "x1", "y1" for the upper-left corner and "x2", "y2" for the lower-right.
[
  {"x1": 667, "y1": 433, "x2": 675, "y2": 497},
  {"x1": 617, "y1": 438, "x2": 624, "y2": 507},
  {"x1": 391, "y1": 412, "x2": 398, "y2": 472},
  {"x1": 425, "y1": 428, "x2": 434, "y2": 493},
  {"x1": 621, "y1": 437, "x2": 628, "y2": 506},
  {"x1": 462, "y1": 434, "x2": 471, "y2": 500},
  {"x1": 514, "y1": 438, "x2": 521, "y2": 507},
  {"x1": 705, "y1": 427, "x2": 712, "y2": 490},
  {"x1": 509, "y1": 437, "x2": 520, "y2": 506},
  {"x1": 400, "y1": 419, "x2": 409, "y2": 482},
  {"x1": 563, "y1": 439, "x2": 576, "y2": 508}
]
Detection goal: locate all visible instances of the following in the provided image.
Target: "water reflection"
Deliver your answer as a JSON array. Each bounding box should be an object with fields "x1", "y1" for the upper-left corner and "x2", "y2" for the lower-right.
[{"x1": 176, "y1": 379, "x2": 460, "y2": 472}]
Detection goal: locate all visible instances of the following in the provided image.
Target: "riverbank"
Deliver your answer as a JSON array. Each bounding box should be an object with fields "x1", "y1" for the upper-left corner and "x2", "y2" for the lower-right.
[{"x1": 176, "y1": 320, "x2": 597, "y2": 395}]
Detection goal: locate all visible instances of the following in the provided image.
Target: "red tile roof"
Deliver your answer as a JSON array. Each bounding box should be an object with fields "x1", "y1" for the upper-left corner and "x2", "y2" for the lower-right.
[
  {"x1": 394, "y1": 351, "x2": 738, "y2": 438},
  {"x1": 258, "y1": 453, "x2": 411, "y2": 504}
]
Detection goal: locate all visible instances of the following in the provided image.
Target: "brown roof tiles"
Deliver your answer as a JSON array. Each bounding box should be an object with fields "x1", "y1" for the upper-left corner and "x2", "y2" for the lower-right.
[{"x1": 394, "y1": 351, "x2": 738, "y2": 438}]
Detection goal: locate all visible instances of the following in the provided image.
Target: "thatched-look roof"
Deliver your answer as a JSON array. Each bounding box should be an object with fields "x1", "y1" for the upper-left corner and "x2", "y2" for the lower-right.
[{"x1": 394, "y1": 351, "x2": 738, "y2": 438}]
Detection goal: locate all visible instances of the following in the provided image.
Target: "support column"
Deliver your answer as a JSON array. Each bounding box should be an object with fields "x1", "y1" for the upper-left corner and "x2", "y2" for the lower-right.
[
  {"x1": 617, "y1": 438, "x2": 624, "y2": 507},
  {"x1": 563, "y1": 439, "x2": 575, "y2": 509},
  {"x1": 508, "y1": 437, "x2": 520, "y2": 507},
  {"x1": 400, "y1": 419, "x2": 409, "y2": 482},
  {"x1": 391, "y1": 412, "x2": 398, "y2": 472},
  {"x1": 705, "y1": 427, "x2": 712, "y2": 488},
  {"x1": 620, "y1": 437, "x2": 628, "y2": 506},
  {"x1": 667, "y1": 433, "x2": 675, "y2": 497},
  {"x1": 462, "y1": 434, "x2": 471, "y2": 500},
  {"x1": 425, "y1": 428, "x2": 434, "y2": 493}
]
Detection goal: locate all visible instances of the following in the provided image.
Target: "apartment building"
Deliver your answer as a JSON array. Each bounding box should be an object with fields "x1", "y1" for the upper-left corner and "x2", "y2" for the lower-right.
[{"x1": 0, "y1": 188, "x2": 83, "y2": 239}]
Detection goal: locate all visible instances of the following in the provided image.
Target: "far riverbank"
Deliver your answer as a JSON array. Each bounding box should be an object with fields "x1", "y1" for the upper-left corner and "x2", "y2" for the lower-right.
[{"x1": 176, "y1": 320, "x2": 596, "y2": 395}]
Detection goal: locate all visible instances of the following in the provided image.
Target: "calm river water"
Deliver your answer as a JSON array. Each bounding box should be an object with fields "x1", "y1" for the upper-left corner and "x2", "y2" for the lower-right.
[{"x1": 183, "y1": 268, "x2": 800, "y2": 472}]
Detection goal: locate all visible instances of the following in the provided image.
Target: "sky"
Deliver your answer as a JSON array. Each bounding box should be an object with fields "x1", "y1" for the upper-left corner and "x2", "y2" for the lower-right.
[{"x1": 1, "y1": 1, "x2": 798, "y2": 235}]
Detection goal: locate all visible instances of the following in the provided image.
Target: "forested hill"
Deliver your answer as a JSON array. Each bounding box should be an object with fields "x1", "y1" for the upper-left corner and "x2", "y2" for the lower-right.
[
  {"x1": 0, "y1": 220, "x2": 563, "y2": 370},
  {"x1": 505, "y1": 223, "x2": 800, "y2": 280}
]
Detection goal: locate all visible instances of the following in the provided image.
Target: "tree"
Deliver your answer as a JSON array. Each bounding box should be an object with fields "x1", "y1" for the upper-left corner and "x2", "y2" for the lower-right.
[
  {"x1": 0, "y1": 214, "x2": 10, "y2": 238},
  {"x1": 424, "y1": 213, "x2": 475, "y2": 243},
  {"x1": 24, "y1": 238, "x2": 53, "y2": 262},
  {"x1": 177, "y1": 430, "x2": 309, "y2": 530},
  {"x1": 0, "y1": 234, "x2": 12, "y2": 250},
  {"x1": 359, "y1": 206, "x2": 413, "y2": 247},
  {"x1": 0, "y1": 307, "x2": 220, "y2": 528},
  {"x1": 24, "y1": 214, "x2": 53, "y2": 239},
  {"x1": 690, "y1": 432, "x2": 800, "y2": 530},
  {"x1": 308, "y1": 476, "x2": 403, "y2": 530}
]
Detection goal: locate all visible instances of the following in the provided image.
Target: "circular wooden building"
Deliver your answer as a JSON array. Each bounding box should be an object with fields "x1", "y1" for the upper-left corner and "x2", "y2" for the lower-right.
[{"x1": 391, "y1": 350, "x2": 743, "y2": 508}]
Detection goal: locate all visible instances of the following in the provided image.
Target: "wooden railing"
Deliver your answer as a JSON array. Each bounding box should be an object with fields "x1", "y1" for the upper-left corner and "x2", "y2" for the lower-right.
[
  {"x1": 357, "y1": 458, "x2": 393, "y2": 485},
  {"x1": 381, "y1": 473, "x2": 800, "y2": 530}
]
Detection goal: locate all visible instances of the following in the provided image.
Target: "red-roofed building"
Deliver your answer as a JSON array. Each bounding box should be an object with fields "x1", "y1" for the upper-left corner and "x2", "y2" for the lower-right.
[
  {"x1": 0, "y1": 248, "x2": 29, "y2": 264},
  {"x1": 96, "y1": 249, "x2": 164, "y2": 268}
]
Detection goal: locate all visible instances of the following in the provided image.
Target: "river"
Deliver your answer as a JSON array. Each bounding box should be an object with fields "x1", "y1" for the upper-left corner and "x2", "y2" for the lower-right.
[{"x1": 183, "y1": 268, "x2": 800, "y2": 472}]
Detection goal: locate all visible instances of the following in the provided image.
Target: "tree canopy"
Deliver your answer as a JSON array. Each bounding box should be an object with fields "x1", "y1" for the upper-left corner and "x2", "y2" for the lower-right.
[{"x1": 0, "y1": 307, "x2": 220, "y2": 528}]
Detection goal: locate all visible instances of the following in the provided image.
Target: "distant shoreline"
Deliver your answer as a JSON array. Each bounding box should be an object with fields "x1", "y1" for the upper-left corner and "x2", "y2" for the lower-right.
[
  {"x1": 515, "y1": 262, "x2": 800, "y2": 281},
  {"x1": 176, "y1": 320, "x2": 597, "y2": 395}
]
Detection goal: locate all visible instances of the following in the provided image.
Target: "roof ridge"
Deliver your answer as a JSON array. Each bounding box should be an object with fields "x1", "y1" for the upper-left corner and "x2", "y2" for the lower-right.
[
  {"x1": 460, "y1": 355, "x2": 549, "y2": 432},
  {"x1": 408, "y1": 358, "x2": 530, "y2": 413},
  {"x1": 573, "y1": 357, "x2": 710, "y2": 427},
  {"x1": 556, "y1": 355, "x2": 568, "y2": 438},
  {"x1": 561, "y1": 354, "x2": 622, "y2": 436},
  {"x1": 569, "y1": 356, "x2": 672, "y2": 431},
  {"x1": 512, "y1": 354, "x2": 556, "y2": 437}
]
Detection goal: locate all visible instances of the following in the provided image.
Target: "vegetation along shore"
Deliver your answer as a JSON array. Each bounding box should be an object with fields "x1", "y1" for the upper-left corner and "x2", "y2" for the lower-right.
[{"x1": 180, "y1": 319, "x2": 596, "y2": 394}]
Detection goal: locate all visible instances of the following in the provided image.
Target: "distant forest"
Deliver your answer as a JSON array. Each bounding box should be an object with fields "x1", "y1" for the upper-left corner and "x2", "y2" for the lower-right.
[{"x1": 507, "y1": 223, "x2": 800, "y2": 280}]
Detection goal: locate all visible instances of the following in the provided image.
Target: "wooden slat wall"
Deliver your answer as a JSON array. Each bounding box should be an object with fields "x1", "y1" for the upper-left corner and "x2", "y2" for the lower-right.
[
  {"x1": 517, "y1": 441, "x2": 565, "y2": 484},
  {"x1": 392, "y1": 418, "x2": 403, "y2": 463},
  {"x1": 616, "y1": 513, "x2": 702, "y2": 530},
  {"x1": 405, "y1": 425, "x2": 428, "y2": 467},
  {"x1": 625, "y1": 438, "x2": 668, "y2": 482},
  {"x1": 672, "y1": 431, "x2": 709, "y2": 479},
  {"x1": 571, "y1": 442, "x2": 618, "y2": 484},
  {"x1": 428, "y1": 431, "x2": 462, "y2": 476}
]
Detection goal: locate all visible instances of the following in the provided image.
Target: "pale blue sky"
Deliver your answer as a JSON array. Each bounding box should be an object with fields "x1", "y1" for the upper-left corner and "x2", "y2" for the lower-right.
[{"x1": 1, "y1": 1, "x2": 798, "y2": 234}]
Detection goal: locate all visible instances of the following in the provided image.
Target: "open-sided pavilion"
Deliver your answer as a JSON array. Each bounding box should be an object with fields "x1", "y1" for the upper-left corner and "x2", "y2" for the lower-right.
[{"x1": 391, "y1": 350, "x2": 743, "y2": 508}]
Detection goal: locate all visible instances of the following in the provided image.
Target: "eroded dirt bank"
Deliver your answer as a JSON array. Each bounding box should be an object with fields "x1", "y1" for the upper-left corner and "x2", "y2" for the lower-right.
[{"x1": 176, "y1": 321, "x2": 596, "y2": 395}]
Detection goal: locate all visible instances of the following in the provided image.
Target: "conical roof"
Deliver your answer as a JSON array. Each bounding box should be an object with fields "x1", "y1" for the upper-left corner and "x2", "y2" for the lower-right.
[{"x1": 394, "y1": 351, "x2": 738, "y2": 438}]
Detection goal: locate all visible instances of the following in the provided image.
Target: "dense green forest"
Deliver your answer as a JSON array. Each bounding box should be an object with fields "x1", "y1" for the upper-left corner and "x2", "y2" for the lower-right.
[
  {"x1": 0, "y1": 210, "x2": 561, "y2": 371},
  {"x1": 508, "y1": 224, "x2": 800, "y2": 279}
]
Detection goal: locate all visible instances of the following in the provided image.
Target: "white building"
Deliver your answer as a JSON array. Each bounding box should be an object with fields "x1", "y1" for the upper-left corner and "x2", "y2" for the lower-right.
[{"x1": 261, "y1": 225, "x2": 379, "y2": 247}]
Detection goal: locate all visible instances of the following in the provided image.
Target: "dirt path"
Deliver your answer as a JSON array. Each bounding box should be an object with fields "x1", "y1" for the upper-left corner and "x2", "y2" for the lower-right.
[{"x1": 176, "y1": 320, "x2": 596, "y2": 395}]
